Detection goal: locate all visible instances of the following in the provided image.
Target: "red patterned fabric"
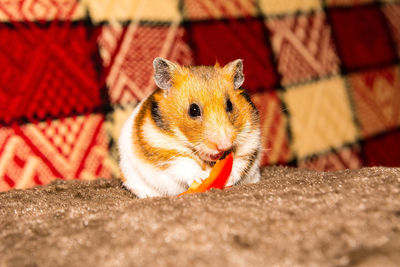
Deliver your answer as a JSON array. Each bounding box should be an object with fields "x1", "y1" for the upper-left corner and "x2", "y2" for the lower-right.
[
  {"x1": 0, "y1": 21, "x2": 105, "y2": 124},
  {"x1": 382, "y1": 3, "x2": 400, "y2": 57},
  {"x1": 102, "y1": 25, "x2": 193, "y2": 105},
  {"x1": 266, "y1": 12, "x2": 340, "y2": 85},
  {"x1": 251, "y1": 91, "x2": 292, "y2": 166},
  {"x1": 328, "y1": 5, "x2": 397, "y2": 71},
  {"x1": 187, "y1": 18, "x2": 279, "y2": 92},
  {"x1": 0, "y1": 114, "x2": 109, "y2": 191},
  {"x1": 362, "y1": 129, "x2": 400, "y2": 167},
  {"x1": 348, "y1": 66, "x2": 400, "y2": 138},
  {"x1": 299, "y1": 145, "x2": 362, "y2": 171},
  {"x1": 1, "y1": 0, "x2": 400, "y2": 191}
]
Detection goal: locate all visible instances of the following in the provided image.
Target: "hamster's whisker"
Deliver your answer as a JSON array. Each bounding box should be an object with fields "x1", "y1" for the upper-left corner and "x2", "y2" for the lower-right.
[{"x1": 153, "y1": 153, "x2": 187, "y2": 168}]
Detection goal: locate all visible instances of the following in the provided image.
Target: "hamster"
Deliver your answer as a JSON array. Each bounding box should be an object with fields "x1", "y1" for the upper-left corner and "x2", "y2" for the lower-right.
[{"x1": 118, "y1": 57, "x2": 261, "y2": 198}]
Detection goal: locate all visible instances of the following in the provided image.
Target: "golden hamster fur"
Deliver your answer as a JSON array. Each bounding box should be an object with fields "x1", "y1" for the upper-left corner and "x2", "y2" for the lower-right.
[{"x1": 119, "y1": 58, "x2": 261, "y2": 198}]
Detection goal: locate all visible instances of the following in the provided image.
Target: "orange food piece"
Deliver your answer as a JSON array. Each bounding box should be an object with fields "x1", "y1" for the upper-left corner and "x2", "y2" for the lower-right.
[{"x1": 178, "y1": 153, "x2": 234, "y2": 196}]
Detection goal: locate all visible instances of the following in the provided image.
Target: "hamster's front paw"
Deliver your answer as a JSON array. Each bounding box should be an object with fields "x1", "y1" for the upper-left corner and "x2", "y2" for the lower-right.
[
  {"x1": 225, "y1": 179, "x2": 234, "y2": 187},
  {"x1": 187, "y1": 170, "x2": 209, "y2": 187}
]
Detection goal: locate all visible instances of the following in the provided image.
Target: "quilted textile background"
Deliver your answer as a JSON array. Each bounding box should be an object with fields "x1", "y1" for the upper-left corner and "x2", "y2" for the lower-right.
[{"x1": 0, "y1": 0, "x2": 399, "y2": 191}]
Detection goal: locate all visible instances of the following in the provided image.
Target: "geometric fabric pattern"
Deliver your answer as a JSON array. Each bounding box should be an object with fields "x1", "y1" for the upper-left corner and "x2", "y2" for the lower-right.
[
  {"x1": 283, "y1": 76, "x2": 358, "y2": 158},
  {"x1": 0, "y1": 114, "x2": 111, "y2": 191},
  {"x1": 0, "y1": 0, "x2": 86, "y2": 21},
  {"x1": 83, "y1": 0, "x2": 181, "y2": 22},
  {"x1": 348, "y1": 65, "x2": 400, "y2": 138},
  {"x1": 259, "y1": 0, "x2": 322, "y2": 15},
  {"x1": 382, "y1": 3, "x2": 400, "y2": 57},
  {"x1": 266, "y1": 12, "x2": 340, "y2": 86},
  {"x1": 298, "y1": 145, "x2": 363, "y2": 171},
  {"x1": 1, "y1": 0, "x2": 400, "y2": 191},
  {"x1": 0, "y1": 21, "x2": 105, "y2": 125},
  {"x1": 101, "y1": 24, "x2": 193, "y2": 105},
  {"x1": 251, "y1": 91, "x2": 292, "y2": 165},
  {"x1": 182, "y1": 0, "x2": 258, "y2": 20}
]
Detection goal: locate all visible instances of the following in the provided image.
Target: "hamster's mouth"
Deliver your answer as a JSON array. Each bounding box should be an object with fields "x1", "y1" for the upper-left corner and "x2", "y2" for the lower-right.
[
  {"x1": 197, "y1": 149, "x2": 232, "y2": 163},
  {"x1": 207, "y1": 152, "x2": 225, "y2": 161},
  {"x1": 196, "y1": 151, "x2": 224, "y2": 162}
]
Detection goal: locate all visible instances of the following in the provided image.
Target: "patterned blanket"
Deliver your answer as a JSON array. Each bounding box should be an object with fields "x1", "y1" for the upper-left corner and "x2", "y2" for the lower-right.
[{"x1": 0, "y1": 0, "x2": 399, "y2": 191}]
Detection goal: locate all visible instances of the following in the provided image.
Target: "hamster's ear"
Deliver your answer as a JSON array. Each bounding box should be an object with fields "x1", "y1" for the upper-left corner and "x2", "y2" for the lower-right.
[
  {"x1": 153, "y1": 57, "x2": 179, "y2": 91},
  {"x1": 224, "y1": 59, "x2": 244, "y2": 89}
]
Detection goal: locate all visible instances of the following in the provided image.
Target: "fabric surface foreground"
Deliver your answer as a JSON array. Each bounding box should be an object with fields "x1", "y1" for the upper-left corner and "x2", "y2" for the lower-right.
[{"x1": 1, "y1": 167, "x2": 399, "y2": 266}]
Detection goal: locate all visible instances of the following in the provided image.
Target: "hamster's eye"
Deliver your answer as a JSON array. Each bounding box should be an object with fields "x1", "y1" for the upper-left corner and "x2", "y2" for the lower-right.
[
  {"x1": 188, "y1": 103, "x2": 201, "y2": 118},
  {"x1": 226, "y1": 98, "x2": 233, "y2": 113}
]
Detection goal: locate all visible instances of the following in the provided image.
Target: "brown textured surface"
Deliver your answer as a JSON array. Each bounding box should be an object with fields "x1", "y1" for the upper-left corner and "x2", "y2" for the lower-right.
[{"x1": 1, "y1": 167, "x2": 400, "y2": 267}]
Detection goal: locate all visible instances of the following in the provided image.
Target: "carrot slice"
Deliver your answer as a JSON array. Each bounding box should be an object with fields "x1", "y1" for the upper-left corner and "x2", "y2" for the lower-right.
[{"x1": 178, "y1": 153, "x2": 234, "y2": 196}]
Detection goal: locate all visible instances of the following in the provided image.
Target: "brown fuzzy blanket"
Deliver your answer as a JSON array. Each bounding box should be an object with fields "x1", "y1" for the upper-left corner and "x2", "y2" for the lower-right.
[{"x1": 1, "y1": 167, "x2": 400, "y2": 267}]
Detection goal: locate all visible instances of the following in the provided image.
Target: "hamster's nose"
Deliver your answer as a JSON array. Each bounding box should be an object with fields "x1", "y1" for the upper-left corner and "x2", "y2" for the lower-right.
[
  {"x1": 206, "y1": 139, "x2": 232, "y2": 152},
  {"x1": 216, "y1": 141, "x2": 232, "y2": 152},
  {"x1": 206, "y1": 128, "x2": 234, "y2": 152}
]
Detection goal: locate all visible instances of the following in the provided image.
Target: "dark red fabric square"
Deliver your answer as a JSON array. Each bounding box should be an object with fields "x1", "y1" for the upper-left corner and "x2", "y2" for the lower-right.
[
  {"x1": 328, "y1": 5, "x2": 397, "y2": 72},
  {"x1": 362, "y1": 129, "x2": 400, "y2": 167},
  {"x1": 0, "y1": 21, "x2": 106, "y2": 125},
  {"x1": 186, "y1": 18, "x2": 279, "y2": 92}
]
